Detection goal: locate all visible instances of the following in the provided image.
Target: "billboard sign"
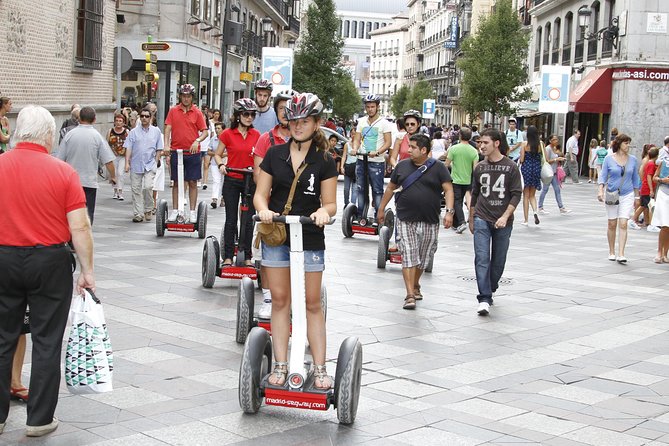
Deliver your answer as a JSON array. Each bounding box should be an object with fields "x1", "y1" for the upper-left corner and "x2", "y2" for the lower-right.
[{"x1": 261, "y1": 47, "x2": 294, "y2": 94}]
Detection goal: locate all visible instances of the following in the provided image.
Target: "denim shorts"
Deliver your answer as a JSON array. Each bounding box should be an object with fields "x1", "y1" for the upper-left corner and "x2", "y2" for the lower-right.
[
  {"x1": 261, "y1": 243, "x2": 325, "y2": 272},
  {"x1": 170, "y1": 151, "x2": 202, "y2": 181}
]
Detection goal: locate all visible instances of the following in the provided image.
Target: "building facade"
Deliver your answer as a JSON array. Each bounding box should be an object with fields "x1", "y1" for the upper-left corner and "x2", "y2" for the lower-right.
[
  {"x1": 116, "y1": 0, "x2": 300, "y2": 124},
  {"x1": 369, "y1": 14, "x2": 408, "y2": 118},
  {"x1": 0, "y1": 0, "x2": 117, "y2": 131},
  {"x1": 529, "y1": 0, "x2": 669, "y2": 171}
]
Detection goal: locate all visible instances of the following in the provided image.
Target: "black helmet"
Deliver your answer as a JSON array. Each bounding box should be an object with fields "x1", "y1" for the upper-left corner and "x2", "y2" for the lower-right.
[
  {"x1": 363, "y1": 94, "x2": 381, "y2": 104},
  {"x1": 233, "y1": 98, "x2": 258, "y2": 113},
  {"x1": 403, "y1": 109, "x2": 422, "y2": 122},
  {"x1": 285, "y1": 93, "x2": 323, "y2": 121},
  {"x1": 254, "y1": 79, "x2": 273, "y2": 92}
]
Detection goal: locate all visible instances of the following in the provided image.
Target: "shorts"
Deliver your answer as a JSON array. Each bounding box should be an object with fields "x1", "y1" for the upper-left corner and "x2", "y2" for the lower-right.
[
  {"x1": 153, "y1": 159, "x2": 165, "y2": 191},
  {"x1": 261, "y1": 243, "x2": 325, "y2": 272},
  {"x1": 21, "y1": 308, "x2": 30, "y2": 334},
  {"x1": 605, "y1": 191, "x2": 634, "y2": 220},
  {"x1": 640, "y1": 195, "x2": 651, "y2": 208},
  {"x1": 395, "y1": 219, "x2": 439, "y2": 269},
  {"x1": 170, "y1": 151, "x2": 202, "y2": 182},
  {"x1": 344, "y1": 162, "x2": 357, "y2": 180}
]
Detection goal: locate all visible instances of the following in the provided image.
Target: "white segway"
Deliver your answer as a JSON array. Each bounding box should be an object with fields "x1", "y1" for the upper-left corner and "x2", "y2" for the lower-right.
[
  {"x1": 239, "y1": 215, "x2": 362, "y2": 424},
  {"x1": 156, "y1": 149, "x2": 207, "y2": 238}
]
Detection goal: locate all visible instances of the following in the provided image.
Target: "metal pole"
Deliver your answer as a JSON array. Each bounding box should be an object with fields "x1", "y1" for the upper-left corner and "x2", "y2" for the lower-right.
[
  {"x1": 218, "y1": 0, "x2": 230, "y2": 117},
  {"x1": 116, "y1": 45, "x2": 122, "y2": 109}
]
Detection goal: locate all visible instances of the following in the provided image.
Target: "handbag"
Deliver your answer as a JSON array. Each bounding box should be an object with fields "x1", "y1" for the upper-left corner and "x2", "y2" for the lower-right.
[
  {"x1": 65, "y1": 289, "x2": 113, "y2": 394},
  {"x1": 604, "y1": 163, "x2": 629, "y2": 205},
  {"x1": 255, "y1": 163, "x2": 308, "y2": 248},
  {"x1": 540, "y1": 144, "x2": 554, "y2": 185}
]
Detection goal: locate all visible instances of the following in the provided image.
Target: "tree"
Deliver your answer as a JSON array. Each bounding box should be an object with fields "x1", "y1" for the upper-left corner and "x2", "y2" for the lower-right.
[
  {"x1": 332, "y1": 73, "x2": 360, "y2": 121},
  {"x1": 405, "y1": 80, "x2": 435, "y2": 113},
  {"x1": 457, "y1": 0, "x2": 531, "y2": 125},
  {"x1": 390, "y1": 85, "x2": 410, "y2": 118},
  {"x1": 292, "y1": 0, "x2": 344, "y2": 103}
]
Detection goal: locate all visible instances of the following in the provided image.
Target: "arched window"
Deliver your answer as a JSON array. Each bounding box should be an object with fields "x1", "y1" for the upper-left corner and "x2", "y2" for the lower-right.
[
  {"x1": 552, "y1": 18, "x2": 561, "y2": 63},
  {"x1": 588, "y1": 1, "x2": 600, "y2": 60},
  {"x1": 543, "y1": 22, "x2": 551, "y2": 65},
  {"x1": 534, "y1": 26, "x2": 542, "y2": 71},
  {"x1": 359, "y1": 21, "x2": 365, "y2": 38},
  {"x1": 351, "y1": 20, "x2": 357, "y2": 38},
  {"x1": 562, "y1": 12, "x2": 573, "y2": 65},
  {"x1": 344, "y1": 20, "x2": 350, "y2": 38},
  {"x1": 374, "y1": 22, "x2": 379, "y2": 30},
  {"x1": 366, "y1": 22, "x2": 372, "y2": 38},
  {"x1": 602, "y1": 0, "x2": 615, "y2": 56}
]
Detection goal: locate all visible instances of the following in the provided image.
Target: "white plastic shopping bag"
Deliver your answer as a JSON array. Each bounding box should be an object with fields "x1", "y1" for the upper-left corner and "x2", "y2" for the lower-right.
[{"x1": 64, "y1": 289, "x2": 114, "y2": 394}]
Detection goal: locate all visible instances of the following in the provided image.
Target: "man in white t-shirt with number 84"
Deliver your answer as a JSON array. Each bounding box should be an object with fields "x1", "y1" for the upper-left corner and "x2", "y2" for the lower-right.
[{"x1": 351, "y1": 94, "x2": 393, "y2": 222}]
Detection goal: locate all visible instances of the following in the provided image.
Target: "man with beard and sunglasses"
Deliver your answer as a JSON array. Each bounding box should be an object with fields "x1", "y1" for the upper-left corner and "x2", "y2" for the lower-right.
[{"x1": 252, "y1": 80, "x2": 279, "y2": 134}]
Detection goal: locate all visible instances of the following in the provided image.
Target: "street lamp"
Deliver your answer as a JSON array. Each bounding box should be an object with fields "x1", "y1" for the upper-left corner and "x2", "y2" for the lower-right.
[
  {"x1": 262, "y1": 17, "x2": 273, "y2": 46},
  {"x1": 577, "y1": 4, "x2": 620, "y2": 49},
  {"x1": 288, "y1": 38, "x2": 296, "y2": 50}
]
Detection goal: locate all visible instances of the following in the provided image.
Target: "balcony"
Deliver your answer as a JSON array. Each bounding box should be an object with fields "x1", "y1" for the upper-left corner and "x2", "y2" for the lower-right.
[
  {"x1": 261, "y1": 0, "x2": 289, "y2": 26},
  {"x1": 285, "y1": 15, "x2": 300, "y2": 35},
  {"x1": 239, "y1": 30, "x2": 263, "y2": 59},
  {"x1": 393, "y1": 47, "x2": 399, "y2": 55},
  {"x1": 587, "y1": 37, "x2": 597, "y2": 61},
  {"x1": 551, "y1": 48, "x2": 559, "y2": 64},
  {"x1": 562, "y1": 45, "x2": 571, "y2": 65}
]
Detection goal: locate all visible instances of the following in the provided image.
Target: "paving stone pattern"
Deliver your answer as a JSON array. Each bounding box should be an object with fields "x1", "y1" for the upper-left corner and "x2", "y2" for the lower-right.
[{"x1": 3, "y1": 180, "x2": 669, "y2": 445}]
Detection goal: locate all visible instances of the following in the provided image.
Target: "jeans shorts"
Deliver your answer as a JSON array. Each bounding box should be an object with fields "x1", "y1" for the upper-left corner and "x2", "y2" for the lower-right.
[
  {"x1": 261, "y1": 243, "x2": 325, "y2": 272},
  {"x1": 170, "y1": 151, "x2": 202, "y2": 182}
]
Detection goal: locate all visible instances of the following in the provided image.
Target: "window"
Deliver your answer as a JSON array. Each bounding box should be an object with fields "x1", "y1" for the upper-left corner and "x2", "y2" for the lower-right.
[
  {"x1": 534, "y1": 26, "x2": 541, "y2": 71},
  {"x1": 213, "y1": 0, "x2": 221, "y2": 28},
  {"x1": 359, "y1": 21, "x2": 365, "y2": 38},
  {"x1": 374, "y1": 22, "x2": 379, "y2": 30},
  {"x1": 602, "y1": 0, "x2": 615, "y2": 56},
  {"x1": 202, "y1": 0, "x2": 210, "y2": 22},
  {"x1": 552, "y1": 18, "x2": 561, "y2": 63},
  {"x1": 588, "y1": 1, "x2": 600, "y2": 60},
  {"x1": 543, "y1": 22, "x2": 551, "y2": 65},
  {"x1": 352, "y1": 21, "x2": 357, "y2": 38},
  {"x1": 367, "y1": 22, "x2": 372, "y2": 38},
  {"x1": 75, "y1": 0, "x2": 103, "y2": 70},
  {"x1": 562, "y1": 12, "x2": 573, "y2": 66},
  {"x1": 344, "y1": 20, "x2": 350, "y2": 38}
]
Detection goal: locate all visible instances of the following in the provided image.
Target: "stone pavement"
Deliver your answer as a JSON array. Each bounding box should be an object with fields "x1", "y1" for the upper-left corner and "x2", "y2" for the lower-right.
[{"x1": 2, "y1": 179, "x2": 669, "y2": 446}]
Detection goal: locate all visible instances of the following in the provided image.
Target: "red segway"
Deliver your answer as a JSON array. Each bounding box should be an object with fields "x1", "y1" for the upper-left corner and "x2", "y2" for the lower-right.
[
  {"x1": 342, "y1": 153, "x2": 394, "y2": 238},
  {"x1": 156, "y1": 149, "x2": 208, "y2": 238},
  {"x1": 377, "y1": 225, "x2": 433, "y2": 272},
  {"x1": 202, "y1": 167, "x2": 259, "y2": 289},
  {"x1": 239, "y1": 216, "x2": 361, "y2": 424}
]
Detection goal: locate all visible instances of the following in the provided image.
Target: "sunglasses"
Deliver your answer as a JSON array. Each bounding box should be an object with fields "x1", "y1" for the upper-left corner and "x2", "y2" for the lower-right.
[
  {"x1": 406, "y1": 122, "x2": 418, "y2": 126},
  {"x1": 140, "y1": 114, "x2": 151, "y2": 118},
  {"x1": 241, "y1": 111, "x2": 256, "y2": 118}
]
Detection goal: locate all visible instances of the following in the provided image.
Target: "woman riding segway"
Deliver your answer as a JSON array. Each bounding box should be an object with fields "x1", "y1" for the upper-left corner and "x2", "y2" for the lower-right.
[
  {"x1": 214, "y1": 98, "x2": 261, "y2": 267},
  {"x1": 389, "y1": 109, "x2": 422, "y2": 169},
  {"x1": 254, "y1": 92, "x2": 338, "y2": 389}
]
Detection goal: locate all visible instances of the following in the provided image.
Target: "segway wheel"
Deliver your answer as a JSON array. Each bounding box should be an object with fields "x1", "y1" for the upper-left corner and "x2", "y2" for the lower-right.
[
  {"x1": 202, "y1": 236, "x2": 219, "y2": 288},
  {"x1": 342, "y1": 204, "x2": 356, "y2": 238},
  {"x1": 239, "y1": 327, "x2": 272, "y2": 414},
  {"x1": 377, "y1": 226, "x2": 390, "y2": 269},
  {"x1": 156, "y1": 200, "x2": 168, "y2": 237},
  {"x1": 425, "y1": 253, "x2": 434, "y2": 273},
  {"x1": 334, "y1": 336, "x2": 363, "y2": 425},
  {"x1": 320, "y1": 284, "x2": 327, "y2": 321},
  {"x1": 235, "y1": 276, "x2": 255, "y2": 344},
  {"x1": 383, "y1": 208, "x2": 395, "y2": 235},
  {"x1": 197, "y1": 201, "x2": 207, "y2": 239}
]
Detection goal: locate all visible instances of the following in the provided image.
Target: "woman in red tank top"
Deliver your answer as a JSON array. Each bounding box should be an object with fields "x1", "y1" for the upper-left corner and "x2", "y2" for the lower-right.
[{"x1": 389, "y1": 109, "x2": 423, "y2": 169}]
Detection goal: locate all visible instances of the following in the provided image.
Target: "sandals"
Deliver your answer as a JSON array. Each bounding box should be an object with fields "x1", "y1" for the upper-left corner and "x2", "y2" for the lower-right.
[
  {"x1": 268, "y1": 362, "x2": 287, "y2": 386},
  {"x1": 403, "y1": 295, "x2": 416, "y2": 310},
  {"x1": 414, "y1": 285, "x2": 423, "y2": 301},
  {"x1": 10, "y1": 387, "x2": 28, "y2": 402},
  {"x1": 244, "y1": 260, "x2": 254, "y2": 267},
  {"x1": 313, "y1": 365, "x2": 333, "y2": 390},
  {"x1": 222, "y1": 259, "x2": 233, "y2": 267}
]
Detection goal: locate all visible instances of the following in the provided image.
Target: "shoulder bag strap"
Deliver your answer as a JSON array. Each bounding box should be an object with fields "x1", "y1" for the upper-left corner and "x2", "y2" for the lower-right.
[
  {"x1": 617, "y1": 162, "x2": 630, "y2": 193},
  {"x1": 394, "y1": 158, "x2": 437, "y2": 195},
  {"x1": 282, "y1": 163, "x2": 309, "y2": 215}
]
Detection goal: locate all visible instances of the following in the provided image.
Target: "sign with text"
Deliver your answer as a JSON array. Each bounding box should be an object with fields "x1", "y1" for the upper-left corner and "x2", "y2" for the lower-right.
[
  {"x1": 422, "y1": 99, "x2": 436, "y2": 119},
  {"x1": 141, "y1": 42, "x2": 171, "y2": 51},
  {"x1": 647, "y1": 13, "x2": 668, "y2": 33},
  {"x1": 539, "y1": 65, "x2": 571, "y2": 113},
  {"x1": 261, "y1": 47, "x2": 294, "y2": 94},
  {"x1": 612, "y1": 67, "x2": 669, "y2": 81},
  {"x1": 444, "y1": 16, "x2": 458, "y2": 49}
]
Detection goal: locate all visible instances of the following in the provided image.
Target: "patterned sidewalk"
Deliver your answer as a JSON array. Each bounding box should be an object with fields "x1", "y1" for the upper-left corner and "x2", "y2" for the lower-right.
[{"x1": 2, "y1": 180, "x2": 669, "y2": 445}]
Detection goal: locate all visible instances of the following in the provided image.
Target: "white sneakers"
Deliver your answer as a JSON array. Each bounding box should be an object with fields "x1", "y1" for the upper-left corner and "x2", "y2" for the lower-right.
[
  {"x1": 26, "y1": 417, "x2": 59, "y2": 437},
  {"x1": 538, "y1": 208, "x2": 550, "y2": 215},
  {"x1": 168, "y1": 210, "x2": 179, "y2": 221},
  {"x1": 190, "y1": 210, "x2": 197, "y2": 222},
  {"x1": 647, "y1": 225, "x2": 660, "y2": 233},
  {"x1": 258, "y1": 300, "x2": 272, "y2": 319},
  {"x1": 628, "y1": 221, "x2": 641, "y2": 230},
  {"x1": 477, "y1": 302, "x2": 490, "y2": 316}
]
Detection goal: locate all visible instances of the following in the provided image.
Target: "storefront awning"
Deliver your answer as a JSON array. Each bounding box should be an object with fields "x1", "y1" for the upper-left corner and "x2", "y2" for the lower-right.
[{"x1": 569, "y1": 68, "x2": 612, "y2": 114}]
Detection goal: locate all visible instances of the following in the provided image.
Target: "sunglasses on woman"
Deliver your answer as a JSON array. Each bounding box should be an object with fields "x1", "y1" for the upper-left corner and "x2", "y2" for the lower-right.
[{"x1": 241, "y1": 111, "x2": 256, "y2": 118}]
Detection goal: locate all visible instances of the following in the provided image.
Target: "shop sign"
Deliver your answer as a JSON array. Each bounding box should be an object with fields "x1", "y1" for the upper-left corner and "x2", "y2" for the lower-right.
[
  {"x1": 240, "y1": 72, "x2": 253, "y2": 82},
  {"x1": 612, "y1": 68, "x2": 669, "y2": 81}
]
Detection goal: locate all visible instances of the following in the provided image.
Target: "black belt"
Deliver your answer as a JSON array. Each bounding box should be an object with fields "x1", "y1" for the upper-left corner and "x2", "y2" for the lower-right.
[{"x1": 0, "y1": 243, "x2": 68, "y2": 249}]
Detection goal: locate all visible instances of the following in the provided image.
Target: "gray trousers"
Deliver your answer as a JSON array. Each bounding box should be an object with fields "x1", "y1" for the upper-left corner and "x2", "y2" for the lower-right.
[
  {"x1": 131, "y1": 170, "x2": 156, "y2": 217},
  {"x1": 564, "y1": 157, "x2": 580, "y2": 183}
]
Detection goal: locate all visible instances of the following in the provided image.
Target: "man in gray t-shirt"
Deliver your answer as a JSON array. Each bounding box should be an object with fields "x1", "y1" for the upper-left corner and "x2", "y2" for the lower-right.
[
  {"x1": 252, "y1": 80, "x2": 279, "y2": 134},
  {"x1": 57, "y1": 106, "x2": 116, "y2": 223}
]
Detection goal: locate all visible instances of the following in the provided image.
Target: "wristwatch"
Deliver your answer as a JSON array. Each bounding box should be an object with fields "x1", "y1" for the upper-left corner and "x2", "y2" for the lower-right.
[{"x1": 444, "y1": 208, "x2": 455, "y2": 215}]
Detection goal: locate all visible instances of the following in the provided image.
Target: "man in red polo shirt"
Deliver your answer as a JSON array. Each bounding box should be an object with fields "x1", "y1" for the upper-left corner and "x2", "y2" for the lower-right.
[
  {"x1": 164, "y1": 84, "x2": 209, "y2": 222},
  {"x1": 0, "y1": 105, "x2": 95, "y2": 437}
]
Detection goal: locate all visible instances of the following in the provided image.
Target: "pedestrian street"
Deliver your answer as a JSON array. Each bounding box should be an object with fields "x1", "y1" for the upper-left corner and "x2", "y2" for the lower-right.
[{"x1": 2, "y1": 181, "x2": 669, "y2": 446}]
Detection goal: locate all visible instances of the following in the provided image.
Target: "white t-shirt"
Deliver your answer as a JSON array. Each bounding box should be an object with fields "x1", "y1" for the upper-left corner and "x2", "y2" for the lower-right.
[
  {"x1": 566, "y1": 135, "x2": 579, "y2": 156},
  {"x1": 356, "y1": 116, "x2": 393, "y2": 163},
  {"x1": 506, "y1": 128, "x2": 524, "y2": 160}
]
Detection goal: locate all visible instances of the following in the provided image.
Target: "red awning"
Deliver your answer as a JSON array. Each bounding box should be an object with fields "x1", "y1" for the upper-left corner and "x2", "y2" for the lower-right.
[{"x1": 569, "y1": 68, "x2": 613, "y2": 114}]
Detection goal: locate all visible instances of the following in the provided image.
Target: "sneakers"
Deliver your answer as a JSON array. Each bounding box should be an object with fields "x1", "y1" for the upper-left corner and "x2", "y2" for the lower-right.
[
  {"x1": 112, "y1": 190, "x2": 119, "y2": 199},
  {"x1": 168, "y1": 210, "x2": 179, "y2": 221},
  {"x1": 628, "y1": 221, "x2": 641, "y2": 230},
  {"x1": 538, "y1": 208, "x2": 550, "y2": 215},
  {"x1": 477, "y1": 302, "x2": 490, "y2": 316},
  {"x1": 26, "y1": 417, "x2": 59, "y2": 437},
  {"x1": 647, "y1": 225, "x2": 660, "y2": 233},
  {"x1": 534, "y1": 213, "x2": 540, "y2": 225},
  {"x1": 144, "y1": 212, "x2": 153, "y2": 221},
  {"x1": 617, "y1": 256, "x2": 628, "y2": 264},
  {"x1": 608, "y1": 254, "x2": 617, "y2": 261},
  {"x1": 203, "y1": 184, "x2": 208, "y2": 190},
  {"x1": 117, "y1": 193, "x2": 124, "y2": 201},
  {"x1": 132, "y1": 215, "x2": 144, "y2": 223},
  {"x1": 455, "y1": 223, "x2": 467, "y2": 234},
  {"x1": 258, "y1": 300, "x2": 272, "y2": 319},
  {"x1": 190, "y1": 210, "x2": 197, "y2": 222},
  {"x1": 559, "y1": 208, "x2": 572, "y2": 214}
]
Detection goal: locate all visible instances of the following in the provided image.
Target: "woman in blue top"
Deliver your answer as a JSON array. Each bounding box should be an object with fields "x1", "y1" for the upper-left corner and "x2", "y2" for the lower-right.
[{"x1": 597, "y1": 133, "x2": 641, "y2": 264}]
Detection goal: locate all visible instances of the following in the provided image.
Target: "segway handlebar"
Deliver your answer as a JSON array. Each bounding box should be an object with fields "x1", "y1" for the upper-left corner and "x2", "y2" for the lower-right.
[
  {"x1": 225, "y1": 167, "x2": 254, "y2": 175},
  {"x1": 253, "y1": 215, "x2": 336, "y2": 225}
]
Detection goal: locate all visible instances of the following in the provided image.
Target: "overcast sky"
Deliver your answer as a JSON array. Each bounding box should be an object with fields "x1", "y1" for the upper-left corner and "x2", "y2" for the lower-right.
[{"x1": 334, "y1": 0, "x2": 408, "y2": 14}]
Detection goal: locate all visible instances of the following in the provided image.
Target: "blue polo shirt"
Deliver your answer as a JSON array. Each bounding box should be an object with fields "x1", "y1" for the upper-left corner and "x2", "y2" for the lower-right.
[{"x1": 124, "y1": 125, "x2": 164, "y2": 174}]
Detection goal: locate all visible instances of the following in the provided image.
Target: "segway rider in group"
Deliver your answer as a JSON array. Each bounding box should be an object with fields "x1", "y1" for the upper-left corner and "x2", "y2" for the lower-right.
[
  {"x1": 378, "y1": 134, "x2": 454, "y2": 310},
  {"x1": 254, "y1": 93, "x2": 338, "y2": 389},
  {"x1": 351, "y1": 94, "x2": 393, "y2": 222},
  {"x1": 252, "y1": 89, "x2": 298, "y2": 319},
  {"x1": 163, "y1": 84, "x2": 209, "y2": 222},
  {"x1": 252, "y1": 80, "x2": 279, "y2": 134},
  {"x1": 214, "y1": 99, "x2": 261, "y2": 267},
  {"x1": 389, "y1": 109, "x2": 422, "y2": 170}
]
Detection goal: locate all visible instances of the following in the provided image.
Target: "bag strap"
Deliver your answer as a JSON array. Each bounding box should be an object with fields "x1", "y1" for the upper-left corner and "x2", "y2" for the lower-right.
[
  {"x1": 282, "y1": 163, "x2": 308, "y2": 215},
  {"x1": 617, "y1": 161, "x2": 630, "y2": 193},
  {"x1": 394, "y1": 158, "x2": 436, "y2": 195},
  {"x1": 269, "y1": 131, "x2": 275, "y2": 146}
]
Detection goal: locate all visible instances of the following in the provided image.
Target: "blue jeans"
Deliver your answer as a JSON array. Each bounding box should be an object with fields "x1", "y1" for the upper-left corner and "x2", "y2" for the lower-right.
[
  {"x1": 355, "y1": 160, "x2": 384, "y2": 216},
  {"x1": 473, "y1": 217, "x2": 513, "y2": 304},
  {"x1": 538, "y1": 174, "x2": 564, "y2": 209},
  {"x1": 343, "y1": 169, "x2": 357, "y2": 208}
]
